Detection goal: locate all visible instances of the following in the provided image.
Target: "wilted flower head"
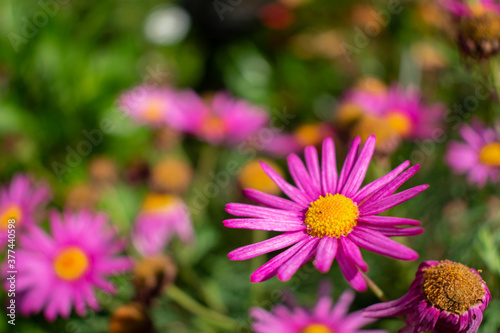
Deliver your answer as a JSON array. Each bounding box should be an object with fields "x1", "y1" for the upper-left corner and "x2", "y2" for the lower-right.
[
  {"x1": 14, "y1": 210, "x2": 133, "y2": 320},
  {"x1": 443, "y1": 0, "x2": 500, "y2": 58},
  {"x1": 251, "y1": 283, "x2": 387, "y2": 333},
  {"x1": 445, "y1": 119, "x2": 500, "y2": 187},
  {"x1": 0, "y1": 173, "x2": 51, "y2": 247},
  {"x1": 176, "y1": 91, "x2": 269, "y2": 145},
  {"x1": 364, "y1": 260, "x2": 491, "y2": 333},
  {"x1": 132, "y1": 193, "x2": 194, "y2": 256},
  {"x1": 225, "y1": 136, "x2": 426, "y2": 291}
]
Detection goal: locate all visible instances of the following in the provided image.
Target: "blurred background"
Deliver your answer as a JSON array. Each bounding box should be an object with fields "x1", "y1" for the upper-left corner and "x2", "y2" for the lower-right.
[{"x1": 1, "y1": 0, "x2": 500, "y2": 332}]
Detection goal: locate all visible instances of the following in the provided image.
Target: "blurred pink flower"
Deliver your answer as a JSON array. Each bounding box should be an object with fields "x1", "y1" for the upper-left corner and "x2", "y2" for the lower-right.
[
  {"x1": 13, "y1": 210, "x2": 133, "y2": 320},
  {"x1": 445, "y1": 120, "x2": 500, "y2": 187},
  {"x1": 225, "y1": 136, "x2": 426, "y2": 291},
  {"x1": 118, "y1": 85, "x2": 187, "y2": 127},
  {"x1": 176, "y1": 91, "x2": 269, "y2": 145},
  {"x1": 364, "y1": 260, "x2": 490, "y2": 333},
  {"x1": 442, "y1": 0, "x2": 500, "y2": 17},
  {"x1": 0, "y1": 173, "x2": 51, "y2": 248},
  {"x1": 132, "y1": 193, "x2": 194, "y2": 256},
  {"x1": 251, "y1": 283, "x2": 386, "y2": 333}
]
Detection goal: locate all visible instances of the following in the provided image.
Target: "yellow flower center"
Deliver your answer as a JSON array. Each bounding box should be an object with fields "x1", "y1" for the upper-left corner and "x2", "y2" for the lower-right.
[
  {"x1": 336, "y1": 102, "x2": 365, "y2": 127},
  {"x1": 238, "y1": 159, "x2": 283, "y2": 195},
  {"x1": 54, "y1": 247, "x2": 89, "y2": 281},
  {"x1": 143, "y1": 99, "x2": 165, "y2": 122},
  {"x1": 461, "y1": 11, "x2": 500, "y2": 41},
  {"x1": 422, "y1": 261, "x2": 485, "y2": 315},
  {"x1": 355, "y1": 76, "x2": 387, "y2": 95},
  {"x1": 301, "y1": 324, "x2": 334, "y2": 333},
  {"x1": 305, "y1": 193, "x2": 359, "y2": 238},
  {"x1": 351, "y1": 115, "x2": 400, "y2": 153},
  {"x1": 142, "y1": 193, "x2": 177, "y2": 213},
  {"x1": 0, "y1": 204, "x2": 22, "y2": 230},
  {"x1": 201, "y1": 115, "x2": 226, "y2": 138},
  {"x1": 385, "y1": 111, "x2": 413, "y2": 137},
  {"x1": 479, "y1": 142, "x2": 500, "y2": 166},
  {"x1": 294, "y1": 123, "x2": 324, "y2": 147}
]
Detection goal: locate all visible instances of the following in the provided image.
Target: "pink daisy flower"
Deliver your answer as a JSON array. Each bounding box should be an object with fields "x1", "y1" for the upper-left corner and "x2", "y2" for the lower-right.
[
  {"x1": 251, "y1": 284, "x2": 387, "y2": 333},
  {"x1": 132, "y1": 193, "x2": 194, "y2": 256},
  {"x1": 14, "y1": 210, "x2": 133, "y2": 320},
  {"x1": 445, "y1": 120, "x2": 500, "y2": 187},
  {"x1": 118, "y1": 85, "x2": 187, "y2": 127},
  {"x1": 176, "y1": 91, "x2": 269, "y2": 145},
  {"x1": 364, "y1": 260, "x2": 491, "y2": 333},
  {"x1": 225, "y1": 136, "x2": 427, "y2": 291},
  {"x1": 0, "y1": 173, "x2": 51, "y2": 248}
]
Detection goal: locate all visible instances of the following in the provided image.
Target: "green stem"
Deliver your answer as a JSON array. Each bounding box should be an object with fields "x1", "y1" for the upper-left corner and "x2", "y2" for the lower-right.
[{"x1": 166, "y1": 285, "x2": 239, "y2": 331}]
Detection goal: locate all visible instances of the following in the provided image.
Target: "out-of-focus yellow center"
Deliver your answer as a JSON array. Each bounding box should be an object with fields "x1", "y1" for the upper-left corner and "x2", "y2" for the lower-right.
[
  {"x1": 142, "y1": 193, "x2": 177, "y2": 213},
  {"x1": 422, "y1": 261, "x2": 485, "y2": 315},
  {"x1": 238, "y1": 159, "x2": 283, "y2": 195},
  {"x1": 305, "y1": 193, "x2": 359, "y2": 238},
  {"x1": 351, "y1": 115, "x2": 399, "y2": 153},
  {"x1": 143, "y1": 99, "x2": 165, "y2": 122},
  {"x1": 201, "y1": 115, "x2": 226, "y2": 138},
  {"x1": 336, "y1": 103, "x2": 365, "y2": 127},
  {"x1": 385, "y1": 111, "x2": 413, "y2": 137},
  {"x1": 0, "y1": 204, "x2": 22, "y2": 230},
  {"x1": 54, "y1": 247, "x2": 89, "y2": 281},
  {"x1": 294, "y1": 123, "x2": 323, "y2": 147},
  {"x1": 470, "y1": 3, "x2": 487, "y2": 16},
  {"x1": 479, "y1": 142, "x2": 500, "y2": 166},
  {"x1": 355, "y1": 76, "x2": 387, "y2": 95},
  {"x1": 301, "y1": 324, "x2": 334, "y2": 333}
]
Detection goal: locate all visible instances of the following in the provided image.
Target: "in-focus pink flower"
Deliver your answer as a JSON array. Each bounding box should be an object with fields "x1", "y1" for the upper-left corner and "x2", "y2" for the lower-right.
[
  {"x1": 132, "y1": 193, "x2": 194, "y2": 256},
  {"x1": 14, "y1": 210, "x2": 133, "y2": 320},
  {"x1": 0, "y1": 173, "x2": 51, "y2": 247},
  {"x1": 445, "y1": 120, "x2": 500, "y2": 187},
  {"x1": 118, "y1": 85, "x2": 187, "y2": 127},
  {"x1": 176, "y1": 91, "x2": 269, "y2": 145},
  {"x1": 364, "y1": 260, "x2": 491, "y2": 333},
  {"x1": 251, "y1": 283, "x2": 387, "y2": 333},
  {"x1": 224, "y1": 136, "x2": 427, "y2": 291}
]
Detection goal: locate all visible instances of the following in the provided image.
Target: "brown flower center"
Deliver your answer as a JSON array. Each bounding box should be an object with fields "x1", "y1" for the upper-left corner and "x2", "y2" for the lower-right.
[{"x1": 422, "y1": 261, "x2": 485, "y2": 315}]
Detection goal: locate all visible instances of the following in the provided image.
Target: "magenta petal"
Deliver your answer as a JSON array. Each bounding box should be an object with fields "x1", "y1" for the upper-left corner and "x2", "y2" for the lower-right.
[
  {"x1": 337, "y1": 137, "x2": 361, "y2": 193},
  {"x1": 260, "y1": 162, "x2": 310, "y2": 206},
  {"x1": 353, "y1": 160, "x2": 410, "y2": 203},
  {"x1": 226, "y1": 203, "x2": 304, "y2": 220},
  {"x1": 357, "y1": 215, "x2": 421, "y2": 226},
  {"x1": 341, "y1": 135, "x2": 376, "y2": 197},
  {"x1": 277, "y1": 238, "x2": 319, "y2": 281},
  {"x1": 305, "y1": 145, "x2": 321, "y2": 191},
  {"x1": 250, "y1": 238, "x2": 310, "y2": 282},
  {"x1": 358, "y1": 225, "x2": 424, "y2": 237},
  {"x1": 287, "y1": 154, "x2": 320, "y2": 200},
  {"x1": 336, "y1": 243, "x2": 367, "y2": 292},
  {"x1": 360, "y1": 184, "x2": 429, "y2": 216},
  {"x1": 348, "y1": 227, "x2": 419, "y2": 260},
  {"x1": 228, "y1": 231, "x2": 308, "y2": 260},
  {"x1": 223, "y1": 218, "x2": 306, "y2": 232},
  {"x1": 313, "y1": 236, "x2": 338, "y2": 273},
  {"x1": 242, "y1": 189, "x2": 304, "y2": 211},
  {"x1": 340, "y1": 236, "x2": 368, "y2": 272},
  {"x1": 321, "y1": 137, "x2": 338, "y2": 195},
  {"x1": 364, "y1": 290, "x2": 422, "y2": 317}
]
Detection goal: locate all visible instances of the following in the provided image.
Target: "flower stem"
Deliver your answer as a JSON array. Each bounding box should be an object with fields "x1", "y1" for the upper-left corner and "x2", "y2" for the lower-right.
[
  {"x1": 360, "y1": 270, "x2": 389, "y2": 302},
  {"x1": 166, "y1": 284, "x2": 239, "y2": 331}
]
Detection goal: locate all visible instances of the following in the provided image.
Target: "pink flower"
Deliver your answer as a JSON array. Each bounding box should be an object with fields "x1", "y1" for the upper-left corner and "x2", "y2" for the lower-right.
[
  {"x1": 442, "y1": 0, "x2": 500, "y2": 17},
  {"x1": 176, "y1": 91, "x2": 269, "y2": 145},
  {"x1": 0, "y1": 173, "x2": 51, "y2": 248},
  {"x1": 251, "y1": 283, "x2": 387, "y2": 333},
  {"x1": 445, "y1": 120, "x2": 500, "y2": 187},
  {"x1": 13, "y1": 210, "x2": 133, "y2": 320},
  {"x1": 118, "y1": 85, "x2": 187, "y2": 127},
  {"x1": 132, "y1": 193, "x2": 194, "y2": 256},
  {"x1": 364, "y1": 260, "x2": 491, "y2": 333},
  {"x1": 224, "y1": 136, "x2": 427, "y2": 291}
]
